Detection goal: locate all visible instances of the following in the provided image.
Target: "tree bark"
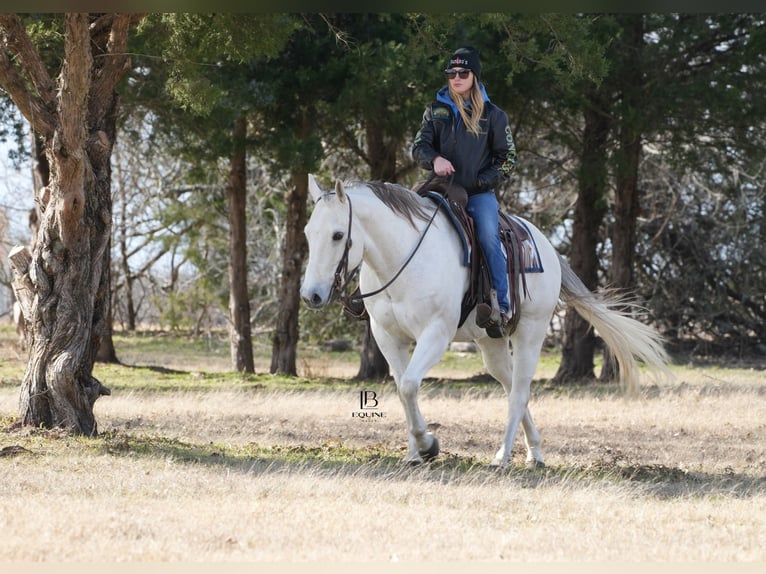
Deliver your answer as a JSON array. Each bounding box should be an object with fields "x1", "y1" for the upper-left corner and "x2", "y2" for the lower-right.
[
  {"x1": 270, "y1": 164, "x2": 309, "y2": 375},
  {"x1": 227, "y1": 114, "x2": 255, "y2": 373},
  {"x1": 610, "y1": 15, "x2": 644, "y2": 292},
  {"x1": 366, "y1": 118, "x2": 397, "y2": 184},
  {"x1": 1, "y1": 14, "x2": 135, "y2": 433},
  {"x1": 552, "y1": 89, "x2": 611, "y2": 385},
  {"x1": 95, "y1": 237, "x2": 119, "y2": 364},
  {"x1": 601, "y1": 15, "x2": 644, "y2": 383}
]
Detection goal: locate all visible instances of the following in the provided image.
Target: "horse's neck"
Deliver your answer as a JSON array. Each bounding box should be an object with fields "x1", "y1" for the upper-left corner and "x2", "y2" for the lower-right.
[{"x1": 350, "y1": 189, "x2": 430, "y2": 278}]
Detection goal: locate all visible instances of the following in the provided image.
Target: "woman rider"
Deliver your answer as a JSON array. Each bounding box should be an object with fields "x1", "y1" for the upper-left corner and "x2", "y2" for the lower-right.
[{"x1": 412, "y1": 46, "x2": 517, "y2": 337}]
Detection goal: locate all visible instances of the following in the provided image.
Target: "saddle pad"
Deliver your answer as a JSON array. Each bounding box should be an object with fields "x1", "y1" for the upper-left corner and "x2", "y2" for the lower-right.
[
  {"x1": 423, "y1": 191, "x2": 471, "y2": 267},
  {"x1": 504, "y1": 214, "x2": 544, "y2": 274}
]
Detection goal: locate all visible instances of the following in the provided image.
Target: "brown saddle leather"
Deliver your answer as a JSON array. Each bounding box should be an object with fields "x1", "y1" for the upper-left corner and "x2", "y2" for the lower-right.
[{"x1": 414, "y1": 176, "x2": 530, "y2": 336}]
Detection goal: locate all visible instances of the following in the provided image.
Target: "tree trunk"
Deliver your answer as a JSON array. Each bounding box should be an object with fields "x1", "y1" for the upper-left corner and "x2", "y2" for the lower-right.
[
  {"x1": 14, "y1": 131, "x2": 49, "y2": 353},
  {"x1": 610, "y1": 14, "x2": 644, "y2": 293},
  {"x1": 29, "y1": 131, "x2": 47, "y2": 249},
  {"x1": 227, "y1": 114, "x2": 255, "y2": 373},
  {"x1": 270, "y1": 165, "x2": 309, "y2": 375},
  {"x1": 30, "y1": 115, "x2": 119, "y2": 369},
  {"x1": 601, "y1": 15, "x2": 644, "y2": 383},
  {"x1": 366, "y1": 118, "x2": 397, "y2": 183},
  {"x1": 1, "y1": 14, "x2": 135, "y2": 433},
  {"x1": 119, "y1": 192, "x2": 138, "y2": 331},
  {"x1": 95, "y1": 235, "x2": 119, "y2": 364},
  {"x1": 552, "y1": 89, "x2": 611, "y2": 385},
  {"x1": 355, "y1": 322, "x2": 390, "y2": 381}
]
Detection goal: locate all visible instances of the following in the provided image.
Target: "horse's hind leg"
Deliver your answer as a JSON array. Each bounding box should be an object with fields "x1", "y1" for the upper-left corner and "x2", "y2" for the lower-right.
[
  {"x1": 518, "y1": 408, "x2": 543, "y2": 468},
  {"x1": 493, "y1": 404, "x2": 543, "y2": 468},
  {"x1": 507, "y1": 318, "x2": 549, "y2": 468},
  {"x1": 478, "y1": 324, "x2": 546, "y2": 469}
]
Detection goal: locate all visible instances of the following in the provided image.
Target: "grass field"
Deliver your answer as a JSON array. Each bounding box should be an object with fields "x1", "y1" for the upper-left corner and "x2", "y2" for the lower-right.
[{"x1": 0, "y1": 324, "x2": 764, "y2": 561}]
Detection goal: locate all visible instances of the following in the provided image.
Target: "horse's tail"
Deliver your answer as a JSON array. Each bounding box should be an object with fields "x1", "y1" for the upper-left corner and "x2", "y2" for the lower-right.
[{"x1": 557, "y1": 253, "x2": 672, "y2": 395}]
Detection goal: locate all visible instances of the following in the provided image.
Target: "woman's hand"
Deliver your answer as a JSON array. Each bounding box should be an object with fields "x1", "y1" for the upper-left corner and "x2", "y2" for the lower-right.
[{"x1": 433, "y1": 156, "x2": 455, "y2": 176}]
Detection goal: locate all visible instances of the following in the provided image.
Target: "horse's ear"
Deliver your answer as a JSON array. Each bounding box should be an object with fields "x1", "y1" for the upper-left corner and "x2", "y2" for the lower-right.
[
  {"x1": 308, "y1": 173, "x2": 323, "y2": 203},
  {"x1": 335, "y1": 179, "x2": 346, "y2": 203}
]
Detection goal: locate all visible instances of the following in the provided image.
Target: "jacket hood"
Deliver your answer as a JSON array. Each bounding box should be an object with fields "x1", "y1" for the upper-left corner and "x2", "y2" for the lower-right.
[{"x1": 435, "y1": 83, "x2": 490, "y2": 115}]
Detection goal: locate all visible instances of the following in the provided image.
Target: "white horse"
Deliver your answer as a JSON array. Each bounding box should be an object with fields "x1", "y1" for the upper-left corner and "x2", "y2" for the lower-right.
[{"x1": 300, "y1": 174, "x2": 670, "y2": 468}]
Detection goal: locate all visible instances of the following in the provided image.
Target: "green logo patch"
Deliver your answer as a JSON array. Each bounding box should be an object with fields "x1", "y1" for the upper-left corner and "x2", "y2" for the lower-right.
[{"x1": 432, "y1": 106, "x2": 450, "y2": 120}]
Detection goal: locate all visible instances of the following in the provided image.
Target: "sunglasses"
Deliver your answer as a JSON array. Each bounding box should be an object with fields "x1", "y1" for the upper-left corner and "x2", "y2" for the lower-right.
[{"x1": 444, "y1": 68, "x2": 471, "y2": 80}]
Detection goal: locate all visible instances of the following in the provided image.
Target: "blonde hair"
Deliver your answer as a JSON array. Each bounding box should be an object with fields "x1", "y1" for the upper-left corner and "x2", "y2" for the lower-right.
[{"x1": 449, "y1": 79, "x2": 485, "y2": 137}]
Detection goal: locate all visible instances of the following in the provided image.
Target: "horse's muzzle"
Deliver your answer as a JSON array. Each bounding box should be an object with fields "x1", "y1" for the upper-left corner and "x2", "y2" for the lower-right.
[{"x1": 300, "y1": 285, "x2": 330, "y2": 309}]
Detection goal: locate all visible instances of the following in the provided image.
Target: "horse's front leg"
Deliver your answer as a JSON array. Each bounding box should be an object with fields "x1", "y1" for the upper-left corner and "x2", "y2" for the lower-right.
[
  {"x1": 395, "y1": 325, "x2": 452, "y2": 465},
  {"x1": 372, "y1": 319, "x2": 450, "y2": 464}
]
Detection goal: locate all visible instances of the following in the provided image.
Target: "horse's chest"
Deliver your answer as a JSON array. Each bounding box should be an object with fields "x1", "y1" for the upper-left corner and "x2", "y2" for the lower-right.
[
  {"x1": 362, "y1": 297, "x2": 416, "y2": 341},
  {"x1": 368, "y1": 292, "x2": 458, "y2": 342},
  {"x1": 368, "y1": 297, "x2": 411, "y2": 335}
]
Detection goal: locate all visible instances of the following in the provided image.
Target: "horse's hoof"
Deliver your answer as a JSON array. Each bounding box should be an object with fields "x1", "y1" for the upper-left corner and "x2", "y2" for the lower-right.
[
  {"x1": 419, "y1": 436, "x2": 440, "y2": 462},
  {"x1": 526, "y1": 459, "x2": 545, "y2": 469}
]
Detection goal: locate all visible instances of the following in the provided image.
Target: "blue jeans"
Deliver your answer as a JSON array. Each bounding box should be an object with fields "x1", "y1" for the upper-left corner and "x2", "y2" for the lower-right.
[{"x1": 467, "y1": 191, "x2": 509, "y2": 314}]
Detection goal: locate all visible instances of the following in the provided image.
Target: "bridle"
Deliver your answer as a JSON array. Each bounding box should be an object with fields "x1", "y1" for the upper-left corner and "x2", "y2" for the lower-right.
[
  {"x1": 319, "y1": 182, "x2": 441, "y2": 308},
  {"x1": 325, "y1": 190, "x2": 355, "y2": 302}
]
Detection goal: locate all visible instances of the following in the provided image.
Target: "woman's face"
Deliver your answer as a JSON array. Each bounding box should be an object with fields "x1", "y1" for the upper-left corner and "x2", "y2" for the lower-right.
[{"x1": 447, "y1": 68, "x2": 474, "y2": 97}]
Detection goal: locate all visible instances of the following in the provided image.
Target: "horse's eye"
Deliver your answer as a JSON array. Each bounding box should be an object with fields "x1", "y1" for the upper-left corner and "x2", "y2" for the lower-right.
[{"x1": 332, "y1": 231, "x2": 344, "y2": 241}]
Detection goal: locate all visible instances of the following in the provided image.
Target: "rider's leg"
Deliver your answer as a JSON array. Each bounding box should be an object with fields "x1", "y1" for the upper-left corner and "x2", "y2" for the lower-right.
[{"x1": 467, "y1": 191, "x2": 509, "y2": 315}]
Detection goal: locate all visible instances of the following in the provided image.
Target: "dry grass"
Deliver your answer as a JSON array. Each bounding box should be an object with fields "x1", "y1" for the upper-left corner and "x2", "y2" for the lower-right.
[{"x1": 0, "y1": 327, "x2": 765, "y2": 562}]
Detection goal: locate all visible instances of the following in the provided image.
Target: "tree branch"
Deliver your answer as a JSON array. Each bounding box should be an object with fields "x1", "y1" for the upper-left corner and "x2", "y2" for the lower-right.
[
  {"x1": 89, "y1": 13, "x2": 135, "y2": 124},
  {"x1": 59, "y1": 13, "x2": 91, "y2": 152},
  {"x1": 338, "y1": 126, "x2": 371, "y2": 167},
  {"x1": 0, "y1": 14, "x2": 56, "y2": 138},
  {"x1": 0, "y1": 14, "x2": 56, "y2": 103}
]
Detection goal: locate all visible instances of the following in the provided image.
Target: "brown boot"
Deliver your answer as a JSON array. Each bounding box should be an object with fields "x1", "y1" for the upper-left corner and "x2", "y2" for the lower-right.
[
  {"x1": 484, "y1": 312, "x2": 511, "y2": 339},
  {"x1": 475, "y1": 302, "x2": 495, "y2": 328},
  {"x1": 476, "y1": 289, "x2": 505, "y2": 338}
]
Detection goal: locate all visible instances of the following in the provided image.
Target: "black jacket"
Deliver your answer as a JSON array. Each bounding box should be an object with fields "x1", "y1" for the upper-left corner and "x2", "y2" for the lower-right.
[{"x1": 412, "y1": 85, "x2": 516, "y2": 196}]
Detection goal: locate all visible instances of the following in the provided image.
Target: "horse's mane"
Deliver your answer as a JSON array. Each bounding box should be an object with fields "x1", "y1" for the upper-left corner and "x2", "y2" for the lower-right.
[{"x1": 355, "y1": 180, "x2": 432, "y2": 227}]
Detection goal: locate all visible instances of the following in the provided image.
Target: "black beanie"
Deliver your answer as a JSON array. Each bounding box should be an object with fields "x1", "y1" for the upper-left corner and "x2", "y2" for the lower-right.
[{"x1": 447, "y1": 47, "x2": 481, "y2": 78}]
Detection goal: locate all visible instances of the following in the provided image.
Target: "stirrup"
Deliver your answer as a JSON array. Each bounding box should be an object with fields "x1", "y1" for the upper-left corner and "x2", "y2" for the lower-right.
[
  {"x1": 476, "y1": 289, "x2": 504, "y2": 338},
  {"x1": 482, "y1": 313, "x2": 511, "y2": 339}
]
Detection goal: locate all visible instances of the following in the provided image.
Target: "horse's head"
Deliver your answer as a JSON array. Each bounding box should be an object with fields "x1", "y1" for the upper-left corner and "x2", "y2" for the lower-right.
[{"x1": 300, "y1": 174, "x2": 363, "y2": 309}]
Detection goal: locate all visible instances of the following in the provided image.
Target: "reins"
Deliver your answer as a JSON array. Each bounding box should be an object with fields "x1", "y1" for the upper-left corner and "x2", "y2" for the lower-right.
[{"x1": 327, "y1": 177, "x2": 442, "y2": 307}]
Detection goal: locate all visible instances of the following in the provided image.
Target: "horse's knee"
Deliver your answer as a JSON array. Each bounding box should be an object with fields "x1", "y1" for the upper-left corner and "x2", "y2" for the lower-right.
[
  {"x1": 508, "y1": 387, "x2": 530, "y2": 412},
  {"x1": 396, "y1": 376, "x2": 420, "y2": 402}
]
